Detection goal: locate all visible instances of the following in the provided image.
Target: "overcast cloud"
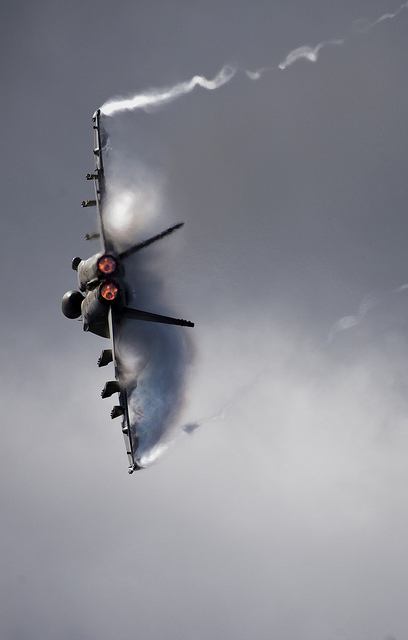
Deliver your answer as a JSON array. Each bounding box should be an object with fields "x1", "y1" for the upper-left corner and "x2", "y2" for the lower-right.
[{"x1": 2, "y1": 1, "x2": 408, "y2": 639}]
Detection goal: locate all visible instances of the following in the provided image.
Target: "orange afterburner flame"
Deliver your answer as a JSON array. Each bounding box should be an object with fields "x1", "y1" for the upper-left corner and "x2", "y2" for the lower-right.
[
  {"x1": 100, "y1": 281, "x2": 119, "y2": 302},
  {"x1": 98, "y1": 254, "x2": 117, "y2": 275}
]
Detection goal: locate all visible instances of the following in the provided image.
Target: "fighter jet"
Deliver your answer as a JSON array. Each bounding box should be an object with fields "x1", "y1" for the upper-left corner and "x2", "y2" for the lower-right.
[{"x1": 62, "y1": 110, "x2": 194, "y2": 473}]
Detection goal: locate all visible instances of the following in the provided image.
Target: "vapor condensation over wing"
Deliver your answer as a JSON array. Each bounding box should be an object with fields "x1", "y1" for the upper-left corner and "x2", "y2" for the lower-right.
[
  {"x1": 126, "y1": 321, "x2": 191, "y2": 467},
  {"x1": 100, "y1": 66, "x2": 236, "y2": 116}
]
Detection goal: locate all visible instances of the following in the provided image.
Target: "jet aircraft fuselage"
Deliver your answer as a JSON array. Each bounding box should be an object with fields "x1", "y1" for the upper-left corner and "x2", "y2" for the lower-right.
[{"x1": 61, "y1": 110, "x2": 194, "y2": 473}]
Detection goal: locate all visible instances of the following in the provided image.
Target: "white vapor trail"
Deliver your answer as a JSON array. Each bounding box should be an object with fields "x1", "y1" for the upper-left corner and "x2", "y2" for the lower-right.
[
  {"x1": 98, "y1": 1, "x2": 408, "y2": 118},
  {"x1": 246, "y1": 0, "x2": 408, "y2": 79},
  {"x1": 322, "y1": 292, "x2": 380, "y2": 348},
  {"x1": 185, "y1": 284, "x2": 408, "y2": 432},
  {"x1": 100, "y1": 65, "x2": 236, "y2": 117},
  {"x1": 182, "y1": 369, "x2": 268, "y2": 434},
  {"x1": 394, "y1": 283, "x2": 408, "y2": 293},
  {"x1": 322, "y1": 282, "x2": 408, "y2": 348},
  {"x1": 278, "y1": 39, "x2": 344, "y2": 71},
  {"x1": 353, "y1": 1, "x2": 408, "y2": 32}
]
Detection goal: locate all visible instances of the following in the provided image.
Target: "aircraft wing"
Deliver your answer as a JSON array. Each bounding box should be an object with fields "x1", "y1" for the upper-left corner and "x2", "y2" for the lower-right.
[
  {"x1": 83, "y1": 109, "x2": 113, "y2": 253},
  {"x1": 101, "y1": 308, "x2": 141, "y2": 473},
  {"x1": 86, "y1": 114, "x2": 140, "y2": 472},
  {"x1": 82, "y1": 110, "x2": 194, "y2": 473}
]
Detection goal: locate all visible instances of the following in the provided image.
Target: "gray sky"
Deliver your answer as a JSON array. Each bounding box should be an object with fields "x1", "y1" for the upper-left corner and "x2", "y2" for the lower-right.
[{"x1": 2, "y1": 1, "x2": 408, "y2": 639}]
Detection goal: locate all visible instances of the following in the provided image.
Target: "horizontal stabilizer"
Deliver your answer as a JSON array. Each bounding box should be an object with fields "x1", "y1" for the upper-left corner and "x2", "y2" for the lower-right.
[
  {"x1": 119, "y1": 222, "x2": 184, "y2": 260},
  {"x1": 124, "y1": 306, "x2": 194, "y2": 327}
]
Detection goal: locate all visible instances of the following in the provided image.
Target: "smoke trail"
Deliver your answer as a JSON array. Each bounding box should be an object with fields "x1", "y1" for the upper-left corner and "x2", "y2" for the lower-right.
[
  {"x1": 187, "y1": 280, "x2": 408, "y2": 432},
  {"x1": 322, "y1": 292, "x2": 381, "y2": 348},
  {"x1": 278, "y1": 39, "x2": 344, "y2": 71},
  {"x1": 322, "y1": 281, "x2": 408, "y2": 349},
  {"x1": 182, "y1": 369, "x2": 267, "y2": 434},
  {"x1": 353, "y1": 1, "x2": 408, "y2": 33},
  {"x1": 100, "y1": 65, "x2": 236, "y2": 117},
  {"x1": 247, "y1": 1, "x2": 407, "y2": 78},
  {"x1": 246, "y1": 67, "x2": 270, "y2": 81},
  {"x1": 99, "y1": 2, "x2": 408, "y2": 119},
  {"x1": 245, "y1": 40, "x2": 344, "y2": 79},
  {"x1": 394, "y1": 283, "x2": 408, "y2": 293}
]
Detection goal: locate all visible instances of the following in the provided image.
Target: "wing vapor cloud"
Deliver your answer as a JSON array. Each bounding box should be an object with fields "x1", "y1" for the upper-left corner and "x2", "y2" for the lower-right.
[
  {"x1": 116, "y1": 316, "x2": 192, "y2": 467},
  {"x1": 99, "y1": 136, "x2": 194, "y2": 467}
]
